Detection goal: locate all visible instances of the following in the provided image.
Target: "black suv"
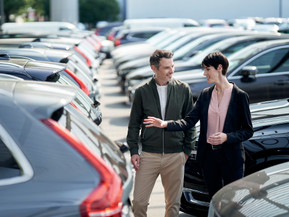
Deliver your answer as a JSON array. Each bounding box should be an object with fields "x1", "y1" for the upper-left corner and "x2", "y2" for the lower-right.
[{"x1": 181, "y1": 98, "x2": 289, "y2": 216}]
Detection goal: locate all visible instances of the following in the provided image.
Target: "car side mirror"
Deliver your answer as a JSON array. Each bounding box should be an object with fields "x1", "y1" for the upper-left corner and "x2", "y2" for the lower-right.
[
  {"x1": 92, "y1": 100, "x2": 101, "y2": 108},
  {"x1": 241, "y1": 66, "x2": 257, "y2": 82},
  {"x1": 115, "y1": 141, "x2": 130, "y2": 153}
]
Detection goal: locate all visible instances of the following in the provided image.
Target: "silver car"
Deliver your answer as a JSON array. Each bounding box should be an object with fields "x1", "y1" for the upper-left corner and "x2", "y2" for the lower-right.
[
  {"x1": 208, "y1": 161, "x2": 289, "y2": 217},
  {"x1": 0, "y1": 80, "x2": 133, "y2": 216}
]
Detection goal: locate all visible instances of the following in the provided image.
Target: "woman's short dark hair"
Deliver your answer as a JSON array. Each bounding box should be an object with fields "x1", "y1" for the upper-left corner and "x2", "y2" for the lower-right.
[
  {"x1": 201, "y1": 51, "x2": 229, "y2": 75},
  {"x1": 150, "y1": 49, "x2": 173, "y2": 69}
]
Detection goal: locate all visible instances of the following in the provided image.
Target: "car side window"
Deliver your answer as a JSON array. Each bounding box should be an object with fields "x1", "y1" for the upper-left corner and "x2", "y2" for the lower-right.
[
  {"x1": 58, "y1": 109, "x2": 101, "y2": 156},
  {"x1": 0, "y1": 137, "x2": 20, "y2": 179},
  {"x1": 236, "y1": 48, "x2": 289, "y2": 75},
  {"x1": 223, "y1": 41, "x2": 258, "y2": 56},
  {"x1": 130, "y1": 32, "x2": 158, "y2": 39},
  {"x1": 233, "y1": 48, "x2": 289, "y2": 76}
]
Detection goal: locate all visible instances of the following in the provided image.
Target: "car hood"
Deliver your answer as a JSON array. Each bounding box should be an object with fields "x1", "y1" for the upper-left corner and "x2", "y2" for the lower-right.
[{"x1": 210, "y1": 161, "x2": 289, "y2": 217}]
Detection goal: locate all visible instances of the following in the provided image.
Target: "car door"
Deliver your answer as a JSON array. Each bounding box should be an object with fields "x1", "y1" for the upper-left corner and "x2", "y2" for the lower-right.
[{"x1": 228, "y1": 45, "x2": 289, "y2": 103}]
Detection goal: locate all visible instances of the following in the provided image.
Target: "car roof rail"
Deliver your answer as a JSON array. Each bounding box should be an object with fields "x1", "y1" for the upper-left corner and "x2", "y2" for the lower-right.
[
  {"x1": 0, "y1": 54, "x2": 10, "y2": 60},
  {"x1": 9, "y1": 55, "x2": 35, "y2": 61}
]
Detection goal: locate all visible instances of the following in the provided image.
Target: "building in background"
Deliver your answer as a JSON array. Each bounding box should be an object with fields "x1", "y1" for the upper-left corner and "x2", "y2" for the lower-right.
[
  {"x1": 125, "y1": 0, "x2": 289, "y2": 21},
  {"x1": 50, "y1": 0, "x2": 78, "y2": 25}
]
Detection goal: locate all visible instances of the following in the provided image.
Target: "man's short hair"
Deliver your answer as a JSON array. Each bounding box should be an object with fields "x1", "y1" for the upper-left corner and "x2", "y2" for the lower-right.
[
  {"x1": 201, "y1": 51, "x2": 229, "y2": 75},
  {"x1": 150, "y1": 49, "x2": 173, "y2": 69}
]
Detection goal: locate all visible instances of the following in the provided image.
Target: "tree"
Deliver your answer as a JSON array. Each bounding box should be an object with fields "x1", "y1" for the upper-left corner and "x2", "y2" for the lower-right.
[
  {"x1": 3, "y1": 0, "x2": 26, "y2": 22},
  {"x1": 2, "y1": 0, "x2": 50, "y2": 22},
  {"x1": 79, "y1": 0, "x2": 120, "y2": 28},
  {"x1": 25, "y1": 0, "x2": 50, "y2": 20}
]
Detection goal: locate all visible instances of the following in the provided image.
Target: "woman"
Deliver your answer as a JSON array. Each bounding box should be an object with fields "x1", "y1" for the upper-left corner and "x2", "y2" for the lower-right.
[{"x1": 143, "y1": 51, "x2": 253, "y2": 198}]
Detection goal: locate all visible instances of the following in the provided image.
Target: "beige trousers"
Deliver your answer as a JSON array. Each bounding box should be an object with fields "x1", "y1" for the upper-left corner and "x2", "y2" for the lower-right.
[{"x1": 132, "y1": 152, "x2": 186, "y2": 217}]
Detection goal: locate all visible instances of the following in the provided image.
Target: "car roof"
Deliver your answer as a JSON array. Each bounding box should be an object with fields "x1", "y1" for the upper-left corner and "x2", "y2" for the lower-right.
[
  {"x1": 0, "y1": 79, "x2": 76, "y2": 119},
  {"x1": 0, "y1": 56, "x2": 66, "y2": 81},
  {"x1": 19, "y1": 41, "x2": 72, "y2": 50},
  {"x1": 0, "y1": 47, "x2": 72, "y2": 63}
]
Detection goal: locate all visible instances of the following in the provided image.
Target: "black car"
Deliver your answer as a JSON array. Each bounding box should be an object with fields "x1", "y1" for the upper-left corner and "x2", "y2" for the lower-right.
[
  {"x1": 0, "y1": 55, "x2": 102, "y2": 125},
  {"x1": 113, "y1": 27, "x2": 166, "y2": 47},
  {"x1": 0, "y1": 47, "x2": 101, "y2": 102},
  {"x1": 175, "y1": 39, "x2": 289, "y2": 103},
  {"x1": 95, "y1": 21, "x2": 123, "y2": 36},
  {"x1": 180, "y1": 98, "x2": 289, "y2": 216},
  {"x1": 125, "y1": 34, "x2": 289, "y2": 102}
]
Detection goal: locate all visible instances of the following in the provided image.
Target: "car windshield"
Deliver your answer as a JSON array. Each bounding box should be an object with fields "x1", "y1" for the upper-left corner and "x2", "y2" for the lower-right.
[
  {"x1": 186, "y1": 36, "x2": 251, "y2": 66},
  {"x1": 146, "y1": 29, "x2": 175, "y2": 46},
  {"x1": 173, "y1": 34, "x2": 214, "y2": 59},
  {"x1": 227, "y1": 45, "x2": 265, "y2": 71},
  {"x1": 227, "y1": 40, "x2": 289, "y2": 72},
  {"x1": 157, "y1": 31, "x2": 189, "y2": 49},
  {"x1": 165, "y1": 34, "x2": 198, "y2": 52}
]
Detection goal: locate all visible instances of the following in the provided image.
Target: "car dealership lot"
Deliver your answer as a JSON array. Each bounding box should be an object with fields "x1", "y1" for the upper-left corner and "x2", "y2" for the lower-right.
[{"x1": 1, "y1": 19, "x2": 289, "y2": 216}]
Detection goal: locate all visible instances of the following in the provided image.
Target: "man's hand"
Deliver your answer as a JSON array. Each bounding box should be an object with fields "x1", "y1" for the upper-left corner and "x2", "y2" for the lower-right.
[
  {"x1": 131, "y1": 154, "x2": 140, "y2": 171},
  {"x1": 184, "y1": 153, "x2": 189, "y2": 161},
  {"x1": 143, "y1": 116, "x2": 168, "y2": 128}
]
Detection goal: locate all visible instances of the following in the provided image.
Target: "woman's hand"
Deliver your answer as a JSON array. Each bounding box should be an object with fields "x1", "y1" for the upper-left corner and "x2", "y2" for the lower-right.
[
  {"x1": 208, "y1": 132, "x2": 227, "y2": 146},
  {"x1": 143, "y1": 116, "x2": 168, "y2": 128}
]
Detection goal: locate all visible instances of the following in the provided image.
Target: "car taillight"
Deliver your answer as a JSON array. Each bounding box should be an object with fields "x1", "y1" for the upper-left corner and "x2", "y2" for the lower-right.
[
  {"x1": 42, "y1": 119, "x2": 123, "y2": 217},
  {"x1": 114, "y1": 39, "x2": 121, "y2": 47},
  {"x1": 64, "y1": 68, "x2": 90, "y2": 96},
  {"x1": 107, "y1": 33, "x2": 114, "y2": 41},
  {"x1": 74, "y1": 45, "x2": 92, "y2": 68}
]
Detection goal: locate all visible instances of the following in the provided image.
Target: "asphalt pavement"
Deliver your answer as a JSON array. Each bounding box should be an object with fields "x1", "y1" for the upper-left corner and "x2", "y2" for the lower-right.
[{"x1": 98, "y1": 58, "x2": 196, "y2": 217}]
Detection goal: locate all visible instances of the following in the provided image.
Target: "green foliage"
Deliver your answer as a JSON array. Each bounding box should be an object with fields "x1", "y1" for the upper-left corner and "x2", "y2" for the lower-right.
[
  {"x1": 3, "y1": 0, "x2": 26, "y2": 21},
  {"x1": 3, "y1": 0, "x2": 50, "y2": 22},
  {"x1": 79, "y1": 0, "x2": 120, "y2": 27},
  {"x1": 2, "y1": 0, "x2": 120, "y2": 25},
  {"x1": 26, "y1": 0, "x2": 50, "y2": 18}
]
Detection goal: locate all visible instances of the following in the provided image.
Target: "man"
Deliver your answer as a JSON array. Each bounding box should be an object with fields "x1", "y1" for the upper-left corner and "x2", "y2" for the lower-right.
[{"x1": 126, "y1": 49, "x2": 196, "y2": 217}]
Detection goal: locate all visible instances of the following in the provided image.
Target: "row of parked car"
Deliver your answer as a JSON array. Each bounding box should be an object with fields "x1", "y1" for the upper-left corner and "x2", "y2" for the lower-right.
[
  {"x1": 107, "y1": 23, "x2": 289, "y2": 216},
  {"x1": 95, "y1": 17, "x2": 289, "y2": 50},
  {"x1": 0, "y1": 22, "x2": 133, "y2": 216}
]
